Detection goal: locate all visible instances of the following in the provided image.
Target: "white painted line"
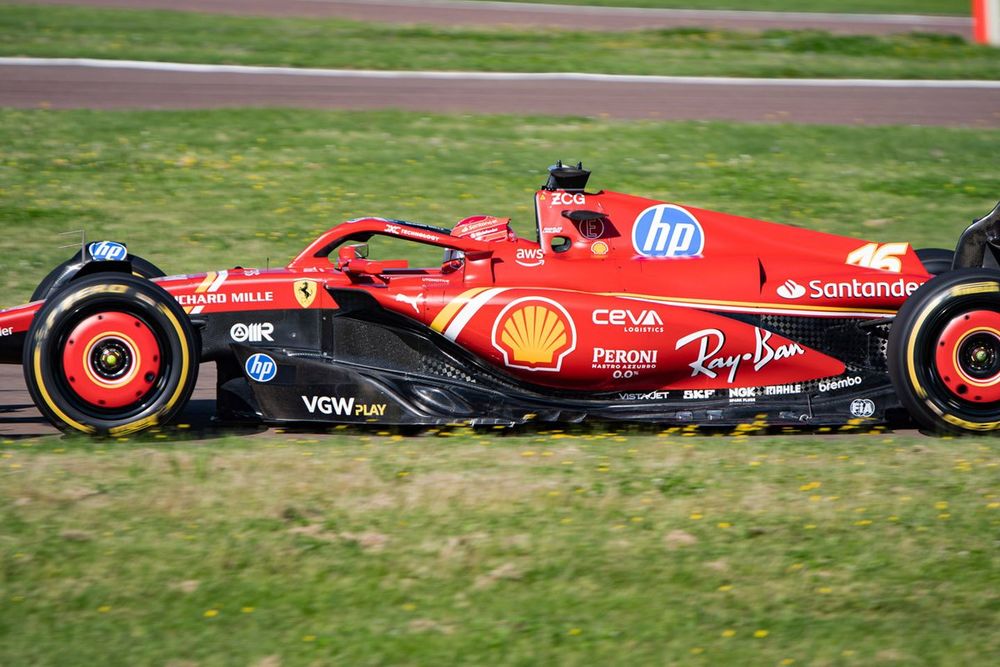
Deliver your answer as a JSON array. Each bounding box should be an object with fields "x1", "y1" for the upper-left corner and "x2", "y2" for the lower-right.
[
  {"x1": 2, "y1": 57, "x2": 999, "y2": 89},
  {"x1": 307, "y1": 0, "x2": 971, "y2": 26}
]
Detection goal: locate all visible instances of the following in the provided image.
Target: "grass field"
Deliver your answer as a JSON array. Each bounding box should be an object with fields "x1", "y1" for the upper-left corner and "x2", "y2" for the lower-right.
[
  {"x1": 473, "y1": 0, "x2": 970, "y2": 14},
  {"x1": 1, "y1": 430, "x2": 997, "y2": 665},
  {"x1": 2, "y1": 5, "x2": 998, "y2": 80},
  {"x1": 2, "y1": 107, "x2": 999, "y2": 664},
  {"x1": 2, "y1": 108, "x2": 999, "y2": 306}
]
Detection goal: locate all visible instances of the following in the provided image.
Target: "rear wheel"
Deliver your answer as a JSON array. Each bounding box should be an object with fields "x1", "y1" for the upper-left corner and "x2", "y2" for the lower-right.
[
  {"x1": 23, "y1": 274, "x2": 198, "y2": 437},
  {"x1": 915, "y1": 248, "x2": 953, "y2": 276},
  {"x1": 888, "y1": 269, "x2": 1000, "y2": 433}
]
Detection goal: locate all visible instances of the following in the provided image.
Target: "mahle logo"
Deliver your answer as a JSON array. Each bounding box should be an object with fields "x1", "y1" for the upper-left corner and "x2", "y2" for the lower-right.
[
  {"x1": 492, "y1": 297, "x2": 576, "y2": 372},
  {"x1": 631, "y1": 204, "x2": 704, "y2": 258}
]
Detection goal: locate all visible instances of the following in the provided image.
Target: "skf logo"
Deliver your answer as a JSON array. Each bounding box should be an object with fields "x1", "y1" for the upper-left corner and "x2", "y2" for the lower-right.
[
  {"x1": 515, "y1": 247, "x2": 545, "y2": 268},
  {"x1": 88, "y1": 241, "x2": 127, "y2": 262},
  {"x1": 294, "y1": 280, "x2": 318, "y2": 308},
  {"x1": 492, "y1": 297, "x2": 576, "y2": 372},
  {"x1": 631, "y1": 204, "x2": 704, "y2": 258}
]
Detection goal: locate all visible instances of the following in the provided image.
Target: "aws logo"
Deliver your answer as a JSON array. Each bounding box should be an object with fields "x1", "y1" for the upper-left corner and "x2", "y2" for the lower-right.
[{"x1": 492, "y1": 297, "x2": 576, "y2": 372}]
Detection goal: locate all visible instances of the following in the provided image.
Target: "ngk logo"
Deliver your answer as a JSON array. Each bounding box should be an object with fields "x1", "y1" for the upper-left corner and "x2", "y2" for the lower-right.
[{"x1": 230, "y1": 322, "x2": 274, "y2": 343}]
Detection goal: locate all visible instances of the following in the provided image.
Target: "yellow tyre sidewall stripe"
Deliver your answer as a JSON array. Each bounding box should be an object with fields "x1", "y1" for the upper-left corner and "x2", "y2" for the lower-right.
[
  {"x1": 32, "y1": 283, "x2": 193, "y2": 437},
  {"x1": 905, "y1": 280, "x2": 1000, "y2": 430}
]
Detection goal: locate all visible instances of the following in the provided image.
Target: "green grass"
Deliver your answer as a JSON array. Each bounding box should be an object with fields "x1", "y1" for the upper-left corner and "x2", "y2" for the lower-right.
[
  {"x1": 2, "y1": 108, "x2": 999, "y2": 306},
  {"x1": 471, "y1": 0, "x2": 970, "y2": 14},
  {"x1": 0, "y1": 429, "x2": 997, "y2": 665},
  {"x1": 2, "y1": 5, "x2": 998, "y2": 80}
]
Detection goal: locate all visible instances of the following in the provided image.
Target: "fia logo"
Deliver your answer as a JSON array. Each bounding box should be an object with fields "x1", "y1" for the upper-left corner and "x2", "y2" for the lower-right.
[
  {"x1": 631, "y1": 204, "x2": 704, "y2": 258},
  {"x1": 850, "y1": 398, "x2": 875, "y2": 418},
  {"x1": 88, "y1": 241, "x2": 128, "y2": 262},
  {"x1": 245, "y1": 353, "x2": 277, "y2": 383}
]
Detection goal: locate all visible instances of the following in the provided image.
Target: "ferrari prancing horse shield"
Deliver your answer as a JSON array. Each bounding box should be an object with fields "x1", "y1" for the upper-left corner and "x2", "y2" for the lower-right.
[{"x1": 294, "y1": 280, "x2": 318, "y2": 308}]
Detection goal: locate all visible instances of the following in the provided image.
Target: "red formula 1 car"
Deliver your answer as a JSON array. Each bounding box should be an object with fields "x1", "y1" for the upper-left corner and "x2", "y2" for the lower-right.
[{"x1": 2, "y1": 162, "x2": 1000, "y2": 436}]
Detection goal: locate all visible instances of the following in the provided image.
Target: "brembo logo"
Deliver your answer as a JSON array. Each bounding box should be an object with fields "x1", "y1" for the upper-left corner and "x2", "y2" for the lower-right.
[
  {"x1": 492, "y1": 297, "x2": 576, "y2": 372},
  {"x1": 230, "y1": 322, "x2": 274, "y2": 343},
  {"x1": 592, "y1": 309, "x2": 664, "y2": 333}
]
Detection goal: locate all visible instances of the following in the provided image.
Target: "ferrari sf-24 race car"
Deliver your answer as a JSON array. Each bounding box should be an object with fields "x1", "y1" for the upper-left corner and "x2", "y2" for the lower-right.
[{"x1": 3, "y1": 162, "x2": 1000, "y2": 436}]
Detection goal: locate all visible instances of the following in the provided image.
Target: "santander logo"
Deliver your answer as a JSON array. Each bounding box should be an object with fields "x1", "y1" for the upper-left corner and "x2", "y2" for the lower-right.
[{"x1": 776, "y1": 279, "x2": 806, "y2": 299}]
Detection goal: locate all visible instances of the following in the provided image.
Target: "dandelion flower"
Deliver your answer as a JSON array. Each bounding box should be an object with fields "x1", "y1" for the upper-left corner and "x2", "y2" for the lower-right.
[
  {"x1": 203, "y1": 609, "x2": 219, "y2": 618},
  {"x1": 721, "y1": 629, "x2": 736, "y2": 638},
  {"x1": 754, "y1": 629, "x2": 769, "y2": 638}
]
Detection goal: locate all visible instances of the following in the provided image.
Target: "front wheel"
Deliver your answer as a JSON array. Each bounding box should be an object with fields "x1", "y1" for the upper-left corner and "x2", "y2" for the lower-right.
[
  {"x1": 23, "y1": 274, "x2": 199, "y2": 437},
  {"x1": 888, "y1": 268, "x2": 1000, "y2": 433}
]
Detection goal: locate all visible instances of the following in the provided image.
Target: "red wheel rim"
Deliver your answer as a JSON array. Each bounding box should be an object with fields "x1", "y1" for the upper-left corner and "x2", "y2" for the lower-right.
[
  {"x1": 61, "y1": 312, "x2": 162, "y2": 409},
  {"x1": 934, "y1": 309, "x2": 1000, "y2": 403}
]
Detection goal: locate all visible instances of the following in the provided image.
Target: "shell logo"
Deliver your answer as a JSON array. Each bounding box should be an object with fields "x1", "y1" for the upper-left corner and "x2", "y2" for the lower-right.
[{"x1": 491, "y1": 297, "x2": 577, "y2": 372}]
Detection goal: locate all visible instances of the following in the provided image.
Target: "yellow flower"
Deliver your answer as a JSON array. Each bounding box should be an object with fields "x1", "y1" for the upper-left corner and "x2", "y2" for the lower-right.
[
  {"x1": 568, "y1": 627, "x2": 582, "y2": 636},
  {"x1": 721, "y1": 629, "x2": 736, "y2": 638},
  {"x1": 717, "y1": 585, "x2": 733, "y2": 592},
  {"x1": 934, "y1": 501, "x2": 949, "y2": 510},
  {"x1": 781, "y1": 660, "x2": 795, "y2": 666},
  {"x1": 816, "y1": 587, "x2": 833, "y2": 594},
  {"x1": 854, "y1": 519, "x2": 872, "y2": 526},
  {"x1": 203, "y1": 609, "x2": 219, "y2": 618},
  {"x1": 754, "y1": 629, "x2": 769, "y2": 638},
  {"x1": 241, "y1": 606, "x2": 255, "y2": 614},
  {"x1": 302, "y1": 635, "x2": 316, "y2": 642},
  {"x1": 401, "y1": 603, "x2": 416, "y2": 611},
  {"x1": 987, "y1": 502, "x2": 1000, "y2": 510},
  {"x1": 689, "y1": 513, "x2": 704, "y2": 520},
  {"x1": 97, "y1": 605, "x2": 111, "y2": 613},
  {"x1": 690, "y1": 647, "x2": 704, "y2": 655},
  {"x1": 717, "y1": 522, "x2": 732, "y2": 529}
]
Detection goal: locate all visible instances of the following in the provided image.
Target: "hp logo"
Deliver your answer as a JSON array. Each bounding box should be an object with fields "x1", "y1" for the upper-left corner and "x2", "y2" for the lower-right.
[
  {"x1": 88, "y1": 241, "x2": 128, "y2": 262},
  {"x1": 631, "y1": 204, "x2": 704, "y2": 258},
  {"x1": 245, "y1": 353, "x2": 277, "y2": 383}
]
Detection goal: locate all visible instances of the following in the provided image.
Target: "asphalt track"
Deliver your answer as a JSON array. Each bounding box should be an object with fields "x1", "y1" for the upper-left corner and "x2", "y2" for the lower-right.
[
  {"x1": 4, "y1": 59, "x2": 1000, "y2": 127},
  {"x1": 0, "y1": 363, "x2": 223, "y2": 438},
  {"x1": 11, "y1": 0, "x2": 974, "y2": 37}
]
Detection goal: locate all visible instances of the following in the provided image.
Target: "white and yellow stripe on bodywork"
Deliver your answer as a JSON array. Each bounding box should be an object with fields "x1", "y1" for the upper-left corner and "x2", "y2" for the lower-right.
[{"x1": 183, "y1": 270, "x2": 228, "y2": 314}]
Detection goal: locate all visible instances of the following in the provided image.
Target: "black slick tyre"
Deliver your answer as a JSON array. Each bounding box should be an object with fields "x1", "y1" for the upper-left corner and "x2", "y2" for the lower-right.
[
  {"x1": 22, "y1": 274, "x2": 198, "y2": 437},
  {"x1": 887, "y1": 268, "x2": 1000, "y2": 434},
  {"x1": 914, "y1": 248, "x2": 953, "y2": 277},
  {"x1": 31, "y1": 254, "x2": 166, "y2": 303}
]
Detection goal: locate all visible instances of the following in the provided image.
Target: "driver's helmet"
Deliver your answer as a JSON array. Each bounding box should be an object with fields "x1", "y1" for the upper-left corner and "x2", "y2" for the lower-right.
[{"x1": 445, "y1": 215, "x2": 515, "y2": 264}]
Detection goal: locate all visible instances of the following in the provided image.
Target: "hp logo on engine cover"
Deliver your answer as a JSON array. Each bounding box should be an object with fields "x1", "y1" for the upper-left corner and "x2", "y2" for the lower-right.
[
  {"x1": 245, "y1": 353, "x2": 277, "y2": 383},
  {"x1": 631, "y1": 204, "x2": 704, "y2": 258},
  {"x1": 88, "y1": 241, "x2": 128, "y2": 262}
]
